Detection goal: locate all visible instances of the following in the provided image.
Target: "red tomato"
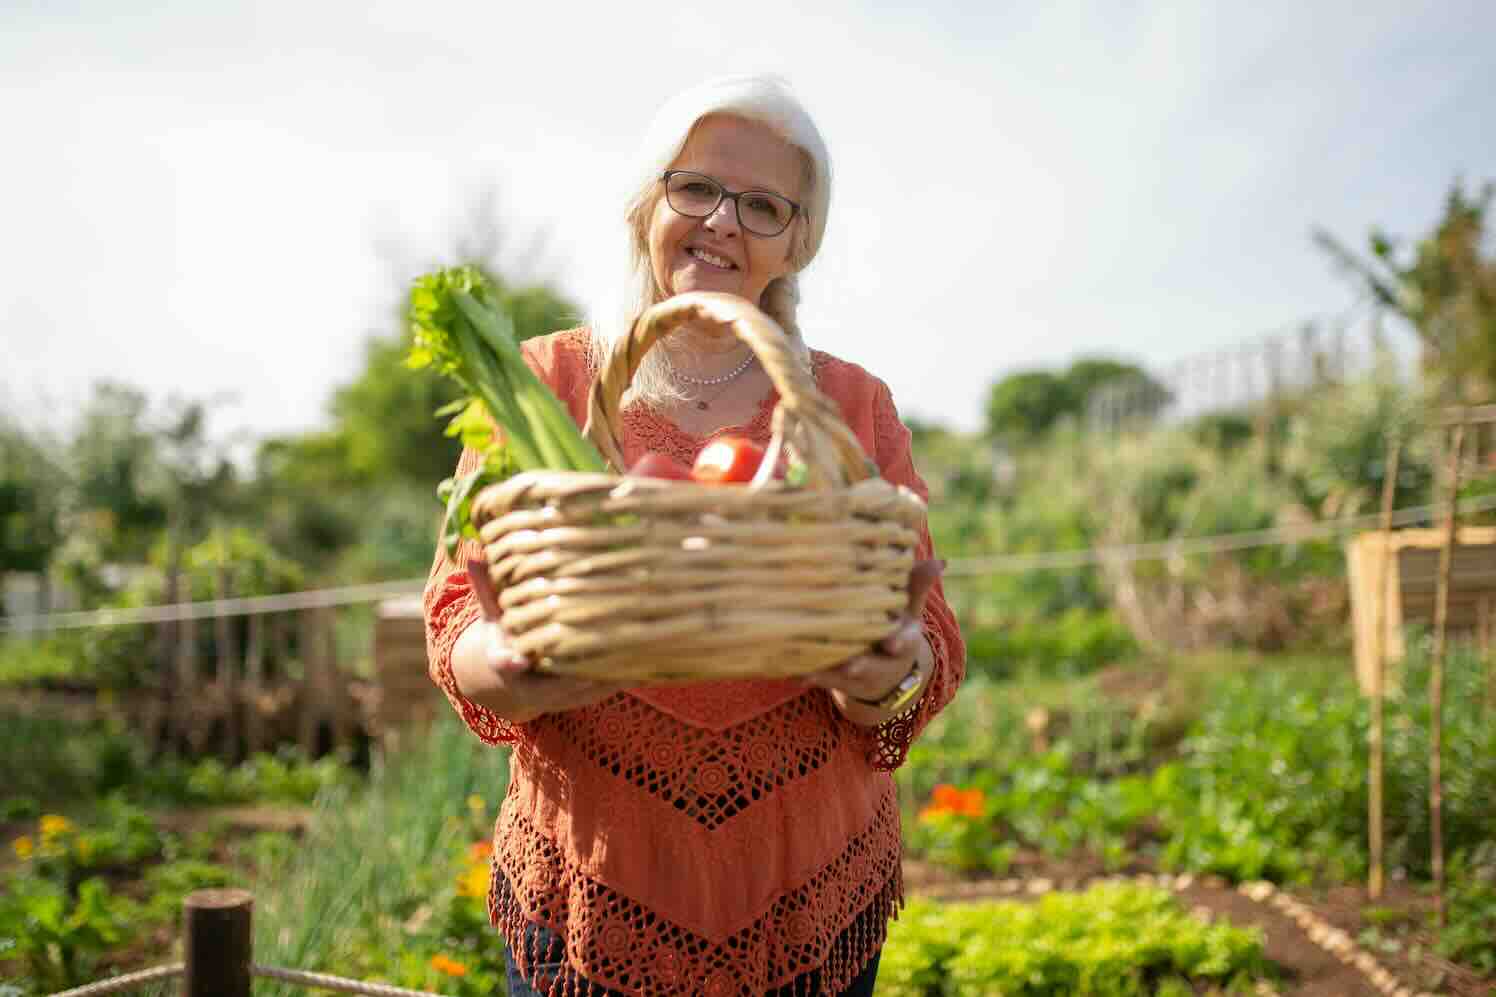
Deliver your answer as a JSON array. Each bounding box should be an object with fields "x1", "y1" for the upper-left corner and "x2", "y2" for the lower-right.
[
  {"x1": 691, "y1": 437, "x2": 766, "y2": 484},
  {"x1": 628, "y1": 452, "x2": 694, "y2": 480}
]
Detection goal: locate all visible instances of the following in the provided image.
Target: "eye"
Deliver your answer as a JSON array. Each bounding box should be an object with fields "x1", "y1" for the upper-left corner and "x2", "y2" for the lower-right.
[
  {"x1": 744, "y1": 195, "x2": 788, "y2": 220},
  {"x1": 680, "y1": 180, "x2": 717, "y2": 196}
]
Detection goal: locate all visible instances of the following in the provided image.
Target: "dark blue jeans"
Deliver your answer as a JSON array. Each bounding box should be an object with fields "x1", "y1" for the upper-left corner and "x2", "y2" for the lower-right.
[{"x1": 503, "y1": 920, "x2": 881, "y2": 997}]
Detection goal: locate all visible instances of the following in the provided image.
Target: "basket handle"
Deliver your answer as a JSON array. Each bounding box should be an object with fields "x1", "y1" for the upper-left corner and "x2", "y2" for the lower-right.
[{"x1": 583, "y1": 292, "x2": 875, "y2": 489}]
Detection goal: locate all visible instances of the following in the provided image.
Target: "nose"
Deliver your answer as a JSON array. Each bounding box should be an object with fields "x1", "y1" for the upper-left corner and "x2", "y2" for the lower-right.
[{"x1": 702, "y1": 195, "x2": 739, "y2": 236}]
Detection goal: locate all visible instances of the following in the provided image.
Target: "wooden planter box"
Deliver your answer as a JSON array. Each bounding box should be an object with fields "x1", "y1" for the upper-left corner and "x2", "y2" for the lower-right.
[
  {"x1": 373, "y1": 596, "x2": 440, "y2": 732},
  {"x1": 1347, "y1": 526, "x2": 1496, "y2": 694}
]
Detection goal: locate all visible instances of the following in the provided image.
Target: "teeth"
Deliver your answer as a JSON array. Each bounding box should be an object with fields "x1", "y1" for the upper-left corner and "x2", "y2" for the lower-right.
[{"x1": 689, "y1": 247, "x2": 734, "y2": 269}]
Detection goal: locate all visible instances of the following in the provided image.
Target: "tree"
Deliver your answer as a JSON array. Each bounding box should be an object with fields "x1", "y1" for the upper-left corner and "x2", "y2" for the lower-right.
[
  {"x1": 1316, "y1": 179, "x2": 1496, "y2": 402},
  {"x1": 984, "y1": 358, "x2": 1170, "y2": 444},
  {"x1": 0, "y1": 418, "x2": 68, "y2": 583},
  {"x1": 1064, "y1": 357, "x2": 1172, "y2": 425},
  {"x1": 985, "y1": 370, "x2": 1076, "y2": 444}
]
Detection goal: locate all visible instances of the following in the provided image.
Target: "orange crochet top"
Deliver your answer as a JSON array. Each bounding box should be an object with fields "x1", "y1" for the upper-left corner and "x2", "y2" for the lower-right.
[{"x1": 424, "y1": 328, "x2": 965, "y2": 996}]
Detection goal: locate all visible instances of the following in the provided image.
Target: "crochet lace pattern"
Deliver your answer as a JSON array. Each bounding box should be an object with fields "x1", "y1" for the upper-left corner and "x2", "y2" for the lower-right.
[{"x1": 424, "y1": 329, "x2": 965, "y2": 996}]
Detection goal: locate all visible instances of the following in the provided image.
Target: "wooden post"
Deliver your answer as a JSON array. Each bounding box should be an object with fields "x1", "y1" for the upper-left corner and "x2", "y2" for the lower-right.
[
  {"x1": 1429, "y1": 418, "x2": 1466, "y2": 935},
  {"x1": 177, "y1": 608, "x2": 203, "y2": 754},
  {"x1": 299, "y1": 609, "x2": 318, "y2": 755},
  {"x1": 214, "y1": 566, "x2": 240, "y2": 761},
  {"x1": 1368, "y1": 436, "x2": 1400, "y2": 899},
  {"x1": 183, "y1": 888, "x2": 252, "y2": 997},
  {"x1": 1481, "y1": 596, "x2": 1494, "y2": 715},
  {"x1": 245, "y1": 612, "x2": 266, "y2": 756}
]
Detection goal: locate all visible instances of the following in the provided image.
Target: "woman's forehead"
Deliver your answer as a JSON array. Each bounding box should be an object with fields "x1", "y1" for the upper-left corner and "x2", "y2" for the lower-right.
[{"x1": 672, "y1": 115, "x2": 804, "y2": 197}]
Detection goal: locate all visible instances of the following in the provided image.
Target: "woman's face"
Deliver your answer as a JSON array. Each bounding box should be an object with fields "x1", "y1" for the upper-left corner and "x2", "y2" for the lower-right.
[{"x1": 648, "y1": 114, "x2": 805, "y2": 306}]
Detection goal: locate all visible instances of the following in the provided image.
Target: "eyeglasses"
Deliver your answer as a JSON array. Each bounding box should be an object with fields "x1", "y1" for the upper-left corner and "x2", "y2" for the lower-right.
[{"x1": 661, "y1": 170, "x2": 800, "y2": 237}]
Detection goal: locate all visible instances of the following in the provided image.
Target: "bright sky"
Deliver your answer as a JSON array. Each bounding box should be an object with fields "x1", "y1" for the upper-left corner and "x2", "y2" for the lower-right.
[{"x1": 2, "y1": 1, "x2": 1492, "y2": 438}]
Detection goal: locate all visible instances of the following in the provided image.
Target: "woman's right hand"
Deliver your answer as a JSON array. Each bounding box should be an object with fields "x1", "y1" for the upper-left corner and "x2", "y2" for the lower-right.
[{"x1": 450, "y1": 619, "x2": 631, "y2": 724}]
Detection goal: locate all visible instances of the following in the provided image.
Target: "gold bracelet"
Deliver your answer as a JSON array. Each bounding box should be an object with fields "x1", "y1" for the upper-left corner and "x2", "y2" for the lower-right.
[{"x1": 849, "y1": 660, "x2": 925, "y2": 714}]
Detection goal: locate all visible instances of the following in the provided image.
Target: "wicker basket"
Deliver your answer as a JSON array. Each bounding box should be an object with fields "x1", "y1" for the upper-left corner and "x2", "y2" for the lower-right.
[{"x1": 470, "y1": 291, "x2": 927, "y2": 683}]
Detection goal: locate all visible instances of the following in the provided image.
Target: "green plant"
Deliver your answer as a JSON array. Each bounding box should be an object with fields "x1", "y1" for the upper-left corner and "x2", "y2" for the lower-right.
[
  {"x1": 0, "y1": 877, "x2": 138, "y2": 992},
  {"x1": 880, "y1": 882, "x2": 1268, "y2": 996},
  {"x1": 1439, "y1": 845, "x2": 1496, "y2": 975},
  {"x1": 905, "y1": 785, "x2": 1015, "y2": 874},
  {"x1": 141, "y1": 860, "x2": 241, "y2": 922},
  {"x1": 248, "y1": 712, "x2": 509, "y2": 996}
]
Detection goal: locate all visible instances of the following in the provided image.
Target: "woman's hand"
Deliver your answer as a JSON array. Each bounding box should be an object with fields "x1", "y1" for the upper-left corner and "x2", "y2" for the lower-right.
[
  {"x1": 452, "y1": 560, "x2": 631, "y2": 724},
  {"x1": 803, "y1": 559, "x2": 944, "y2": 725},
  {"x1": 450, "y1": 620, "x2": 630, "y2": 724}
]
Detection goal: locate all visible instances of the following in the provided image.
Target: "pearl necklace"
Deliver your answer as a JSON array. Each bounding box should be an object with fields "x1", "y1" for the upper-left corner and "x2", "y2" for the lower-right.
[{"x1": 666, "y1": 352, "x2": 756, "y2": 386}]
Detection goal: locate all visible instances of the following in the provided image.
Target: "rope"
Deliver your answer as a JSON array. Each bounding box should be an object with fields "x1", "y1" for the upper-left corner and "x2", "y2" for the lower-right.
[
  {"x1": 1, "y1": 578, "x2": 425, "y2": 634},
  {"x1": 252, "y1": 964, "x2": 446, "y2": 996},
  {"x1": 44, "y1": 964, "x2": 183, "y2": 997},
  {"x1": 10, "y1": 493, "x2": 1496, "y2": 634},
  {"x1": 944, "y1": 491, "x2": 1496, "y2": 577}
]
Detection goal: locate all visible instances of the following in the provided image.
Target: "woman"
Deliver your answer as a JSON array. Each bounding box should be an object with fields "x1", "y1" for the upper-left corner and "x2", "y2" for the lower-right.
[{"x1": 424, "y1": 74, "x2": 965, "y2": 997}]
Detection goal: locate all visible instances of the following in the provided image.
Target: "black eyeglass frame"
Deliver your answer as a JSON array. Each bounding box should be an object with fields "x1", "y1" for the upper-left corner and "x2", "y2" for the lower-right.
[{"x1": 660, "y1": 170, "x2": 802, "y2": 237}]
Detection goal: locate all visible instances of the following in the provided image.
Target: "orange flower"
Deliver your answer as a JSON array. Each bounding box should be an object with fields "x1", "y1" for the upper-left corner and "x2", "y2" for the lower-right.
[
  {"x1": 468, "y1": 840, "x2": 494, "y2": 863},
  {"x1": 429, "y1": 954, "x2": 468, "y2": 977},
  {"x1": 952, "y1": 787, "x2": 985, "y2": 817},
  {"x1": 931, "y1": 784, "x2": 963, "y2": 809},
  {"x1": 918, "y1": 784, "x2": 986, "y2": 821}
]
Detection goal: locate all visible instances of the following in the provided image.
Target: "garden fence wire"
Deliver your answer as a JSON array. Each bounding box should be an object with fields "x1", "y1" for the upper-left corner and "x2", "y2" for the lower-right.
[
  {"x1": 7, "y1": 491, "x2": 1496, "y2": 637},
  {"x1": 45, "y1": 962, "x2": 450, "y2": 997}
]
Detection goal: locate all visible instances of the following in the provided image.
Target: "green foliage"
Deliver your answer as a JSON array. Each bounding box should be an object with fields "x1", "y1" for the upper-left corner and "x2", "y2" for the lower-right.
[
  {"x1": 0, "y1": 876, "x2": 137, "y2": 992},
  {"x1": 249, "y1": 711, "x2": 509, "y2": 996},
  {"x1": 0, "y1": 706, "x2": 352, "y2": 811},
  {"x1": 140, "y1": 860, "x2": 241, "y2": 922},
  {"x1": 136, "y1": 749, "x2": 353, "y2": 808},
  {"x1": 963, "y1": 609, "x2": 1135, "y2": 681},
  {"x1": 0, "y1": 418, "x2": 66, "y2": 578},
  {"x1": 906, "y1": 646, "x2": 1495, "y2": 887},
  {"x1": 985, "y1": 370, "x2": 1076, "y2": 443},
  {"x1": 1317, "y1": 179, "x2": 1496, "y2": 400},
  {"x1": 1439, "y1": 844, "x2": 1496, "y2": 974},
  {"x1": 984, "y1": 358, "x2": 1171, "y2": 445},
  {"x1": 880, "y1": 884, "x2": 1267, "y2": 996},
  {"x1": 0, "y1": 802, "x2": 239, "y2": 993},
  {"x1": 1280, "y1": 370, "x2": 1435, "y2": 519}
]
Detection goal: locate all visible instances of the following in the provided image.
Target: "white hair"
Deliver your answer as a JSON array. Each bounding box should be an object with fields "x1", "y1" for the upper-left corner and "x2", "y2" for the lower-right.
[{"x1": 586, "y1": 74, "x2": 832, "y2": 406}]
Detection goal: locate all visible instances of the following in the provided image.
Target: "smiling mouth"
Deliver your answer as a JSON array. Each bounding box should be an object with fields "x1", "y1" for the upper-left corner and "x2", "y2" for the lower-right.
[{"x1": 686, "y1": 247, "x2": 738, "y2": 271}]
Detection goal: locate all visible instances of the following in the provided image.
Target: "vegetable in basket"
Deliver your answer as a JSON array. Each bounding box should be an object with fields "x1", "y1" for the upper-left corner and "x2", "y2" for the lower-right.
[{"x1": 404, "y1": 265, "x2": 606, "y2": 559}]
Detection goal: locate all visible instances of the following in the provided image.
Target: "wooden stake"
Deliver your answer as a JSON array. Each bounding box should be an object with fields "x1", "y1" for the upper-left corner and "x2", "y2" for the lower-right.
[
  {"x1": 1480, "y1": 596, "x2": 1492, "y2": 716},
  {"x1": 214, "y1": 565, "x2": 240, "y2": 761},
  {"x1": 299, "y1": 609, "x2": 321, "y2": 756},
  {"x1": 183, "y1": 888, "x2": 252, "y2": 997},
  {"x1": 244, "y1": 612, "x2": 265, "y2": 756},
  {"x1": 1368, "y1": 436, "x2": 1400, "y2": 899},
  {"x1": 1429, "y1": 418, "x2": 1466, "y2": 935}
]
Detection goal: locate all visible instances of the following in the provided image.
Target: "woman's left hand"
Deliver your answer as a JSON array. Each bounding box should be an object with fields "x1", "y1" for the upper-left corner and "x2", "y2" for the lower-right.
[{"x1": 803, "y1": 559, "x2": 943, "y2": 722}]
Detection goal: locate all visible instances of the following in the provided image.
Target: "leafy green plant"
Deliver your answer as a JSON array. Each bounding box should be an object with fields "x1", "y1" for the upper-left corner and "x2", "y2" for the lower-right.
[
  {"x1": 405, "y1": 265, "x2": 605, "y2": 559},
  {"x1": 906, "y1": 646, "x2": 1494, "y2": 890},
  {"x1": 1438, "y1": 845, "x2": 1496, "y2": 975},
  {"x1": 880, "y1": 882, "x2": 1268, "y2": 996},
  {"x1": 0, "y1": 876, "x2": 138, "y2": 991}
]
